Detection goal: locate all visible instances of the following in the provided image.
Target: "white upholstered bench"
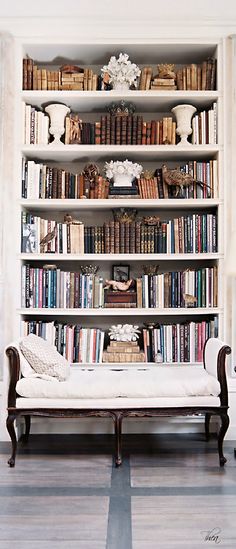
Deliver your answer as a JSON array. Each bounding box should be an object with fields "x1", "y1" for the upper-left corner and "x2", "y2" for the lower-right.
[{"x1": 6, "y1": 337, "x2": 231, "y2": 467}]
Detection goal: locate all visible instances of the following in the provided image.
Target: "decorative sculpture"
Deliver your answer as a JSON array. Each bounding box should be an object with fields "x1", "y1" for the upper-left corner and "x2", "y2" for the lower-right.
[{"x1": 108, "y1": 324, "x2": 141, "y2": 342}]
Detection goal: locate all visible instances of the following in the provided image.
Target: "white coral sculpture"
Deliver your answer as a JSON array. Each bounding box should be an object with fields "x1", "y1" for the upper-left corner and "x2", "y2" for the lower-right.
[
  {"x1": 108, "y1": 324, "x2": 141, "y2": 342},
  {"x1": 101, "y1": 53, "x2": 141, "y2": 88},
  {"x1": 105, "y1": 159, "x2": 143, "y2": 180}
]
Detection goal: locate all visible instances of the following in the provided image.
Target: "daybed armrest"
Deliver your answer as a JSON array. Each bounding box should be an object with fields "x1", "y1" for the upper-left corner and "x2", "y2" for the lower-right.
[
  {"x1": 203, "y1": 338, "x2": 231, "y2": 406},
  {"x1": 6, "y1": 346, "x2": 21, "y2": 408}
]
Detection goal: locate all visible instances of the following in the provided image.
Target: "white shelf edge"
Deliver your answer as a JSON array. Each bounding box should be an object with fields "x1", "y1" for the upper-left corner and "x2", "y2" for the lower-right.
[
  {"x1": 20, "y1": 198, "x2": 222, "y2": 209},
  {"x1": 18, "y1": 307, "x2": 222, "y2": 316},
  {"x1": 21, "y1": 90, "x2": 220, "y2": 98},
  {"x1": 19, "y1": 253, "x2": 223, "y2": 261},
  {"x1": 70, "y1": 362, "x2": 204, "y2": 369},
  {"x1": 21, "y1": 144, "x2": 221, "y2": 153}
]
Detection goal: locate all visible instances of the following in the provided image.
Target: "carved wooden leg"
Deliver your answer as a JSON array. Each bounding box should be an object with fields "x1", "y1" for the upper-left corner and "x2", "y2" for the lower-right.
[
  {"x1": 23, "y1": 415, "x2": 31, "y2": 442},
  {"x1": 218, "y1": 412, "x2": 229, "y2": 467},
  {"x1": 114, "y1": 413, "x2": 123, "y2": 467},
  {"x1": 6, "y1": 414, "x2": 17, "y2": 467},
  {"x1": 205, "y1": 413, "x2": 211, "y2": 441}
]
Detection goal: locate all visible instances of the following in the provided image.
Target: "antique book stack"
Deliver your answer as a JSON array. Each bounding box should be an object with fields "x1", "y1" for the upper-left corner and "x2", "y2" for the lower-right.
[
  {"x1": 139, "y1": 66, "x2": 153, "y2": 90},
  {"x1": 176, "y1": 58, "x2": 217, "y2": 91},
  {"x1": 63, "y1": 112, "x2": 177, "y2": 145},
  {"x1": 22, "y1": 58, "x2": 99, "y2": 91},
  {"x1": 104, "y1": 290, "x2": 137, "y2": 308},
  {"x1": 103, "y1": 340, "x2": 145, "y2": 363}
]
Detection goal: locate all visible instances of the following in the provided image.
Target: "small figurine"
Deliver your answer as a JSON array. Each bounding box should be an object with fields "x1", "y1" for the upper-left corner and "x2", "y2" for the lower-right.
[
  {"x1": 183, "y1": 293, "x2": 197, "y2": 307},
  {"x1": 105, "y1": 279, "x2": 133, "y2": 291}
]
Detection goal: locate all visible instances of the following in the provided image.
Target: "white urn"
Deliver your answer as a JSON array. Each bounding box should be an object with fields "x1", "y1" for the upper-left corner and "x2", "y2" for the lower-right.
[
  {"x1": 171, "y1": 104, "x2": 197, "y2": 146},
  {"x1": 112, "y1": 81, "x2": 130, "y2": 92},
  {"x1": 45, "y1": 103, "x2": 70, "y2": 145}
]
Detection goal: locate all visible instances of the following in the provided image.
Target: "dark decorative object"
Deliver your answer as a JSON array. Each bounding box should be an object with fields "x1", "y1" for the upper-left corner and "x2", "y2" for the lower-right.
[
  {"x1": 112, "y1": 208, "x2": 137, "y2": 223},
  {"x1": 142, "y1": 264, "x2": 159, "y2": 275},
  {"x1": 142, "y1": 215, "x2": 160, "y2": 226},
  {"x1": 82, "y1": 163, "x2": 100, "y2": 183},
  {"x1": 5, "y1": 340, "x2": 231, "y2": 467},
  {"x1": 107, "y1": 100, "x2": 136, "y2": 117},
  {"x1": 80, "y1": 265, "x2": 99, "y2": 275},
  {"x1": 112, "y1": 264, "x2": 130, "y2": 282}
]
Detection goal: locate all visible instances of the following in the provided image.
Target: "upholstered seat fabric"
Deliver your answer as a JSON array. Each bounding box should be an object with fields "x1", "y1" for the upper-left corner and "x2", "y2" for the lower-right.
[{"x1": 16, "y1": 366, "x2": 220, "y2": 400}]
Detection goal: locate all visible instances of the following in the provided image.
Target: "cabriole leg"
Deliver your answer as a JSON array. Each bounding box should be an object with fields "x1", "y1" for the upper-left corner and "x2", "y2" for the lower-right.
[
  {"x1": 23, "y1": 415, "x2": 31, "y2": 442},
  {"x1": 6, "y1": 414, "x2": 17, "y2": 467},
  {"x1": 205, "y1": 412, "x2": 211, "y2": 441},
  {"x1": 114, "y1": 414, "x2": 123, "y2": 467},
  {"x1": 218, "y1": 412, "x2": 229, "y2": 467}
]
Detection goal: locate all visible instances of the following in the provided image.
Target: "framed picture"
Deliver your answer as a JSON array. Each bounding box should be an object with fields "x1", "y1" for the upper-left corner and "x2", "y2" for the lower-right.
[{"x1": 112, "y1": 264, "x2": 130, "y2": 282}]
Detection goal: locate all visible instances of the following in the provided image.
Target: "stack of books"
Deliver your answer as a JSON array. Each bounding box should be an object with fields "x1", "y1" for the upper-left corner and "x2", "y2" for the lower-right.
[{"x1": 103, "y1": 340, "x2": 145, "y2": 363}]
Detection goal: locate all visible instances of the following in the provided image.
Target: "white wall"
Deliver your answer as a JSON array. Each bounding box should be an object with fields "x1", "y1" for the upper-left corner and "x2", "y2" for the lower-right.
[{"x1": 1, "y1": 0, "x2": 236, "y2": 21}]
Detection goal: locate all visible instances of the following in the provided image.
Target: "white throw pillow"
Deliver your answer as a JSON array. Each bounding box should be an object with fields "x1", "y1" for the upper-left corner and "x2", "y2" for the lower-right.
[{"x1": 19, "y1": 334, "x2": 70, "y2": 381}]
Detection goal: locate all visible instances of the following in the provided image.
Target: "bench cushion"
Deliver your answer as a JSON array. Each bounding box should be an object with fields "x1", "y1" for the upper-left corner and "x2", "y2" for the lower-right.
[
  {"x1": 16, "y1": 366, "x2": 220, "y2": 400},
  {"x1": 15, "y1": 395, "x2": 220, "y2": 408}
]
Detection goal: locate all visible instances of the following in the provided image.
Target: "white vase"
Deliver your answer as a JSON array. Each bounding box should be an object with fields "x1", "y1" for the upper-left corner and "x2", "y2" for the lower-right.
[
  {"x1": 112, "y1": 81, "x2": 130, "y2": 91},
  {"x1": 171, "y1": 104, "x2": 197, "y2": 146},
  {"x1": 45, "y1": 103, "x2": 70, "y2": 145},
  {"x1": 113, "y1": 173, "x2": 133, "y2": 187}
]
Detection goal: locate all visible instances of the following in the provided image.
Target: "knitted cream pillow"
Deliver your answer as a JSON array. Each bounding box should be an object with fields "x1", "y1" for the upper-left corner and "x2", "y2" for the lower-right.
[{"x1": 19, "y1": 334, "x2": 70, "y2": 381}]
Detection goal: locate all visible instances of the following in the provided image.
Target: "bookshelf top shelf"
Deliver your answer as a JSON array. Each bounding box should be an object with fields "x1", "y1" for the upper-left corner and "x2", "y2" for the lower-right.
[
  {"x1": 22, "y1": 144, "x2": 221, "y2": 162},
  {"x1": 20, "y1": 198, "x2": 222, "y2": 211},
  {"x1": 21, "y1": 90, "x2": 220, "y2": 113},
  {"x1": 18, "y1": 307, "x2": 222, "y2": 317}
]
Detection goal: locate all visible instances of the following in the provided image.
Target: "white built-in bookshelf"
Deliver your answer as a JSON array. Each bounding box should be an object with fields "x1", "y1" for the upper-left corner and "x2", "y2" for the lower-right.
[{"x1": 14, "y1": 39, "x2": 226, "y2": 369}]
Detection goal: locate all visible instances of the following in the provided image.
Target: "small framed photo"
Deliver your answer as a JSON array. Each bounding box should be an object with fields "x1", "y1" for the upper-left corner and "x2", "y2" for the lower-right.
[{"x1": 112, "y1": 264, "x2": 130, "y2": 282}]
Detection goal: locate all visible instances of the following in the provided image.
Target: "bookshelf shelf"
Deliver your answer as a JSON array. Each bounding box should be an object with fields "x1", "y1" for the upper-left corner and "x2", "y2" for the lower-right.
[
  {"x1": 21, "y1": 144, "x2": 221, "y2": 162},
  {"x1": 20, "y1": 198, "x2": 222, "y2": 211},
  {"x1": 18, "y1": 307, "x2": 222, "y2": 316},
  {"x1": 21, "y1": 89, "x2": 220, "y2": 112},
  {"x1": 20, "y1": 253, "x2": 223, "y2": 261}
]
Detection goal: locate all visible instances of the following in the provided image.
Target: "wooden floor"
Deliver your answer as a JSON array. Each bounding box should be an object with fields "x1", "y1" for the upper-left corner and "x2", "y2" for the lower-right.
[{"x1": 0, "y1": 434, "x2": 236, "y2": 548}]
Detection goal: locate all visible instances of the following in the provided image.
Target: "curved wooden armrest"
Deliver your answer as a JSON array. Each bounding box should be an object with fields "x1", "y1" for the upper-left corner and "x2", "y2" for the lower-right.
[
  {"x1": 5, "y1": 346, "x2": 21, "y2": 408},
  {"x1": 217, "y1": 345, "x2": 231, "y2": 407}
]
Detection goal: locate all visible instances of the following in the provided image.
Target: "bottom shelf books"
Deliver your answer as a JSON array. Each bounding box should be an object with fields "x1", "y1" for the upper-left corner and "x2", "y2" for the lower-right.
[{"x1": 21, "y1": 317, "x2": 218, "y2": 364}]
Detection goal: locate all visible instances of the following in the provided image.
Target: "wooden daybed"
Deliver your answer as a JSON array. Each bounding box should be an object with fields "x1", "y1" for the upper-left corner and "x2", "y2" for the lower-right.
[{"x1": 5, "y1": 337, "x2": 231, "y2": 467}]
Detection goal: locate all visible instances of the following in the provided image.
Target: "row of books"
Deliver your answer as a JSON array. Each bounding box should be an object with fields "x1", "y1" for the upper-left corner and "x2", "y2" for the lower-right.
[
  {"x1": 102, "y1": 215, "x2": 217, "y2": 254},
  {"x1": 137, "y1": 268, "x2": 218, "y2": 309},
  {"x1": 23, "y1": 104, "x2": 49, "y2": 145},
  {"x1": 21, "y1": 266, "x2": 218, "y2": 310},
  {"x1": 175, "y1": 59, "x2": 216, "y2": 91},
  {"x1": 22, "y1": 59, "x2": 99, "y2": 91},
  {"x1": 143, "y1": 317, "x2": 218, "y2": 363},
  {"x1": 192, "y1": 104, "x2": 217, "y2": 145},
  {"x1": 20, "y1": 318, "x2": 218, "y2": 363},
  {"x1": 21, "y1": 161, "x2": 110, "y2": 200},
  {"x1": 21, "y1": 267, "x2": 104, "y2": 309},
  {"x1": 21, "y1": 213, "x2": 218, "y2": 255},
  {"x1": 21, "y1": 159, "x2": 218, "y2": 200},
  {"x1": 64, "y1": 114, "x2": 177, "y2": 145},
  {"x1": 23, "y1": 57, "x2": 216, "y2": 92}
]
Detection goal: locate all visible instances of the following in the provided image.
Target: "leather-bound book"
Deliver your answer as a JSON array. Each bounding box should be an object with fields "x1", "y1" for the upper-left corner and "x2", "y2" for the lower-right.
[{"x1": 137, "y1": 115, "x2": 143, "y2": 145}]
